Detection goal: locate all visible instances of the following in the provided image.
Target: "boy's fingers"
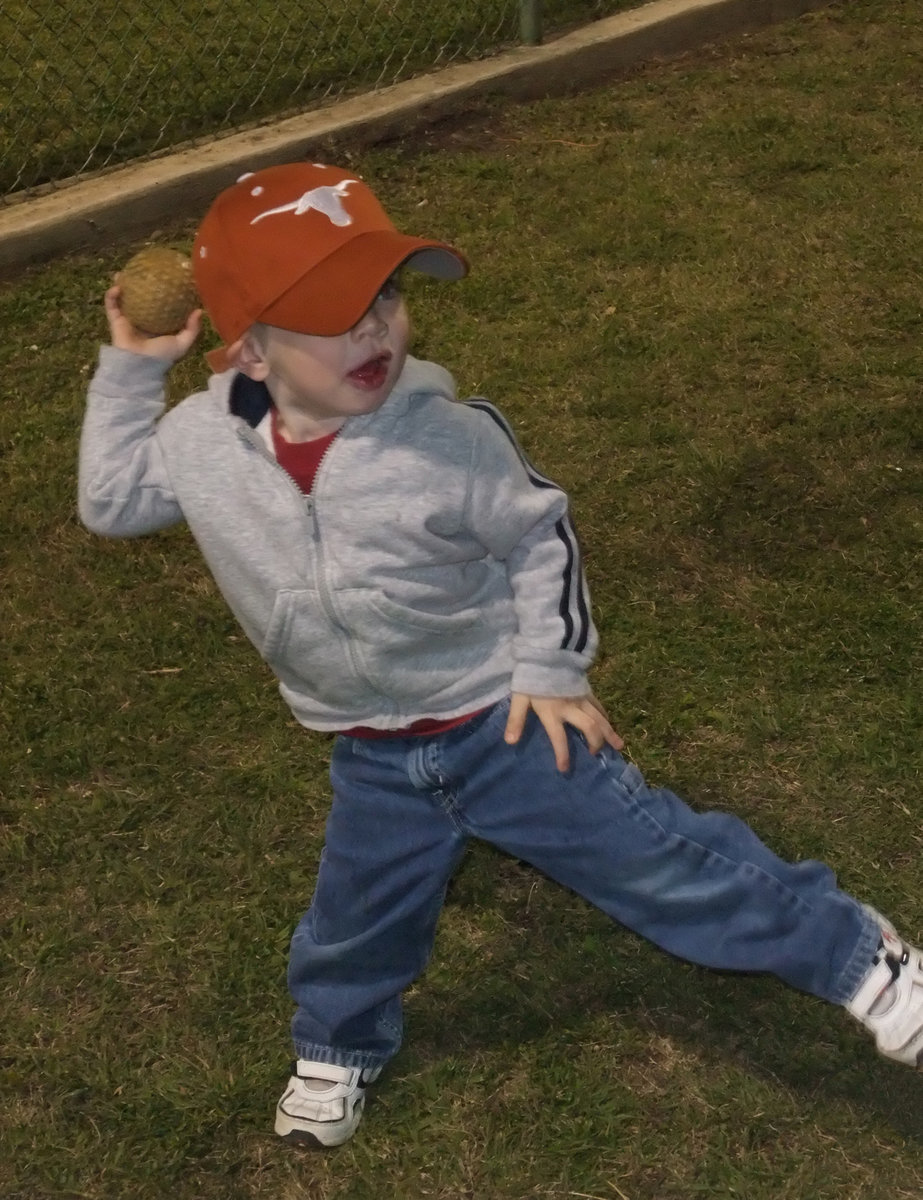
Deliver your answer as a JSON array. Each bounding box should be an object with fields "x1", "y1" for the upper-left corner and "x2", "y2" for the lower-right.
[
  {"x1": 574, "y1": 696, "x2": 625, "y2": 753},
  {"x1": 507, "y1": 693, "x2": 570, "y2": 769},
  {"x1": 534, "y1": 704, "x2": 572, "y2": 772},
  {"x1": 589, "y1": 695, "x2": 618, "y2": 739},
  {"x1": 584, "y1": 713, "x2": 625, "y2": 754},
  {"x1": 568, "y1": 700, "x2": 624, "y2": 753},
  {"x1": 174, "y1": 309, "x2": 203, "y2": 352},
  {"x1": 103, "y1": 287, "x2": 202, "y2": 362},
  {"x1": 506, "y1": 693, "x2": 621, "y2": 772},
  {"x1": 104, "y1": 286, "x2": 126, "y2": 327},
  {"x1": 548, "y1": 724, "x2": 571, "y2": 773},
  {"x1": 504, "y1": 693, "x2": 530, "y2": 745},
  {"x1": 573, "y1": 710, "x2": 607, "y2": 757}
]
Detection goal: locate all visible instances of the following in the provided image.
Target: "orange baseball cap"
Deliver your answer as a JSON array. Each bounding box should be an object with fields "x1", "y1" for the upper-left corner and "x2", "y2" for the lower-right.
[{"x1": 192, "y1": 163, "x2": 467, "y2": 358}]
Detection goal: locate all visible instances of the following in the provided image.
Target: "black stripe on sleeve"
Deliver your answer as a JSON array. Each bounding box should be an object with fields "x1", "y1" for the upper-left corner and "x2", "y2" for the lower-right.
[{"x1": 465, "y1": 398, "x2": 591, "y2": 653}]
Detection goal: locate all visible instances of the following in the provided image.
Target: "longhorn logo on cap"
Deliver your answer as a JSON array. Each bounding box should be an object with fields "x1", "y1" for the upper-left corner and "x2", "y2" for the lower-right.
[{"x1": 250, "y1": 180, "x2": 359, "y2": 228}]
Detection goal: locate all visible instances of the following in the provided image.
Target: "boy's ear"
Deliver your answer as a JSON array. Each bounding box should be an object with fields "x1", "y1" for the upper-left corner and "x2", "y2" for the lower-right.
[{"x1": 225, "y1": 330, "x2": 269, "y2": 380}]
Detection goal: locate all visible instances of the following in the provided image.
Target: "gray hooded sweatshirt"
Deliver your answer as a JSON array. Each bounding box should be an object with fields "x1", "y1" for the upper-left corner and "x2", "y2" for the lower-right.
[{"x1": 79, "y1": 347, "x2": 597, "y2": 732}]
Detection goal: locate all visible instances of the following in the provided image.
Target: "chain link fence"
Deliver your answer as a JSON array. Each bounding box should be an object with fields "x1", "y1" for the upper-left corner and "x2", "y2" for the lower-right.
[{"x1": 2, "y1": 0, "x2": 636, "y2": 204}]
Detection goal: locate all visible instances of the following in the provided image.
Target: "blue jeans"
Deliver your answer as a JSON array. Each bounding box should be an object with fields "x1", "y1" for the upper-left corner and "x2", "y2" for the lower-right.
[{"x1": 288, "y1": 698, "x2": 879, "y2": 1068}]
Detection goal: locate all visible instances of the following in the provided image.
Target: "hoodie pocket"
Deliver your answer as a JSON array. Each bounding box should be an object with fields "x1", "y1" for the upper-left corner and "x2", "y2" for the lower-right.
[
  {"x1": 336, "y1": 587, "x2": 513, "y2": 703},
  {"x1": 260, "y1": 588, "x2": 359, "y2": 703},
  {"x1": 360, "y1": 590, "x2": 482, "y2": 635}
]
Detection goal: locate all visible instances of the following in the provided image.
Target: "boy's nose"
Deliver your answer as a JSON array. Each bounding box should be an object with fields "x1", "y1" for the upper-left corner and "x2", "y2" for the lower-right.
[{"x1": 353, "y1": 299, "x2": 389, "y2": 336}]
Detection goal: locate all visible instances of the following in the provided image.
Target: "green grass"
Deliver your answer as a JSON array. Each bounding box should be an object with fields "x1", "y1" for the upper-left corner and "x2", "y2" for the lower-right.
[
  {"x1": 5, "y1": 0, "x2": 923, "y2": 1195},
  {"x1": 1, "y1": 0, "x2": 639, "y2": 196}
]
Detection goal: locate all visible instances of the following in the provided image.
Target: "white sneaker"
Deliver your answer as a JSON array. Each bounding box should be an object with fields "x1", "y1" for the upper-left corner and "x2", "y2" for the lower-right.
[
  {"x1": 847, "y1": 928, "x2": 923, "y2": 1066},
  {"x1": 275, "y1": 1060, "x2": 381, "y2": 1146}
]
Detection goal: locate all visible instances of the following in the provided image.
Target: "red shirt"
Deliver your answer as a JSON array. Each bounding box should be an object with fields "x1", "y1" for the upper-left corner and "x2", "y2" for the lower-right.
[{"x1": 270, "y1": 409, "x2": 338, "y2": 494}]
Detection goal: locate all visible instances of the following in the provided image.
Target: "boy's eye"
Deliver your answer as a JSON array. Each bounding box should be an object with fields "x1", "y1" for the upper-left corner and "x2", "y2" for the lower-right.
[{"x1": 377, "y1": 275, "x2": 402, "y2": 301}]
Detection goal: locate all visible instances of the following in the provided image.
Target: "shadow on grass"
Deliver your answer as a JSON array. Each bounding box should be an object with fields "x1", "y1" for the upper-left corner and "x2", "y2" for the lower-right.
[{"x1": 402, "y1": 843, "x2": 923, "y2": 1145}]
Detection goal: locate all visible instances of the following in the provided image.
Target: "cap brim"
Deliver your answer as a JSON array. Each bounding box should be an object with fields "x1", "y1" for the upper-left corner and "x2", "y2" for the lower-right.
[{"x1": 259, "y1": 230, "x2": 467, "y2": 336}]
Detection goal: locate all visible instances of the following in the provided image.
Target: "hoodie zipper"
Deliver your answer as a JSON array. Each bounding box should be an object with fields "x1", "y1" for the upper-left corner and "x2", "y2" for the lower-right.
[
  {"x1": 237, "y1": 422, "x2": 382, "y2": 696},
  {"x1": 302, "y1": 432, "x2": 339, "y2": 517}
]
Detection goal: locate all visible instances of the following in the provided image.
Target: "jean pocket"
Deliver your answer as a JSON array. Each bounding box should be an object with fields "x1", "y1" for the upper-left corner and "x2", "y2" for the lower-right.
[{"x1": 602, "y1": 751, "x2": 646, "y2": 797}]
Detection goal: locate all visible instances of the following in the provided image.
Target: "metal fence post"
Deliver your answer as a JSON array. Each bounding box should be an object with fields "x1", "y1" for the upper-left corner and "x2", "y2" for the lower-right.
[{"x1": 520, "y1": 0, "x2": 543, "y2": 45}]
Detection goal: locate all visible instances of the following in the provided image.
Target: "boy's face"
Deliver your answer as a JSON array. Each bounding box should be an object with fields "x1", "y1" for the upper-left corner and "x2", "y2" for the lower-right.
[{"x1": 242, "y1": 277, "x2": 411, "y2": 433}]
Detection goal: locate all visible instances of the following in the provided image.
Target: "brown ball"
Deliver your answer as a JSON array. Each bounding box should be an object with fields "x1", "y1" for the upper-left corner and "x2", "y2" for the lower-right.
[{"x1": 116, "y1": 247, "x2": 198, "y2": 335}]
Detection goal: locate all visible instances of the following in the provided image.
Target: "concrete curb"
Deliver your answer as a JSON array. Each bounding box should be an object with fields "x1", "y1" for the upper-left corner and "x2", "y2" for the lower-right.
[{"x1": 0, "y1": 0, "x2": 831, "y2": 275}]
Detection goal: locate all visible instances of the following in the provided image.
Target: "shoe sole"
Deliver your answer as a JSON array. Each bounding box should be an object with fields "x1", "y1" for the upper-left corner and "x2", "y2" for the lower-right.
[
  {"x1": 276, "y1": 1127, "x2": 328, "y2": 1149},
  {"x1": 274, "y1": 1094, "x2": 366, "y2": 1148}
]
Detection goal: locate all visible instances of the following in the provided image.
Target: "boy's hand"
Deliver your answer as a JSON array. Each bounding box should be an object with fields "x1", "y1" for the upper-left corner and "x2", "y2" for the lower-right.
[
  {"x1": 504, "y1": 692, "x2": 624, "y2": 773},
  {"x1": 104, "y1": 285, "x2": 202, "y2": 362}
]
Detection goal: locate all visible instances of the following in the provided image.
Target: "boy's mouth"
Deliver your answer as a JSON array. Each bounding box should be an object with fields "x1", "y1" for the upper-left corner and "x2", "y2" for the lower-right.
[{"x1": 348, "y1": 352, "x2": 391, "y2": 390}]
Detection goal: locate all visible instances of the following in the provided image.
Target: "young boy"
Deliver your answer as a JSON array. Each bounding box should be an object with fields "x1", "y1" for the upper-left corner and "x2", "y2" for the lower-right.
[{"x1": 79, "y1": 161, "x2": 923, "y2": 1149}]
